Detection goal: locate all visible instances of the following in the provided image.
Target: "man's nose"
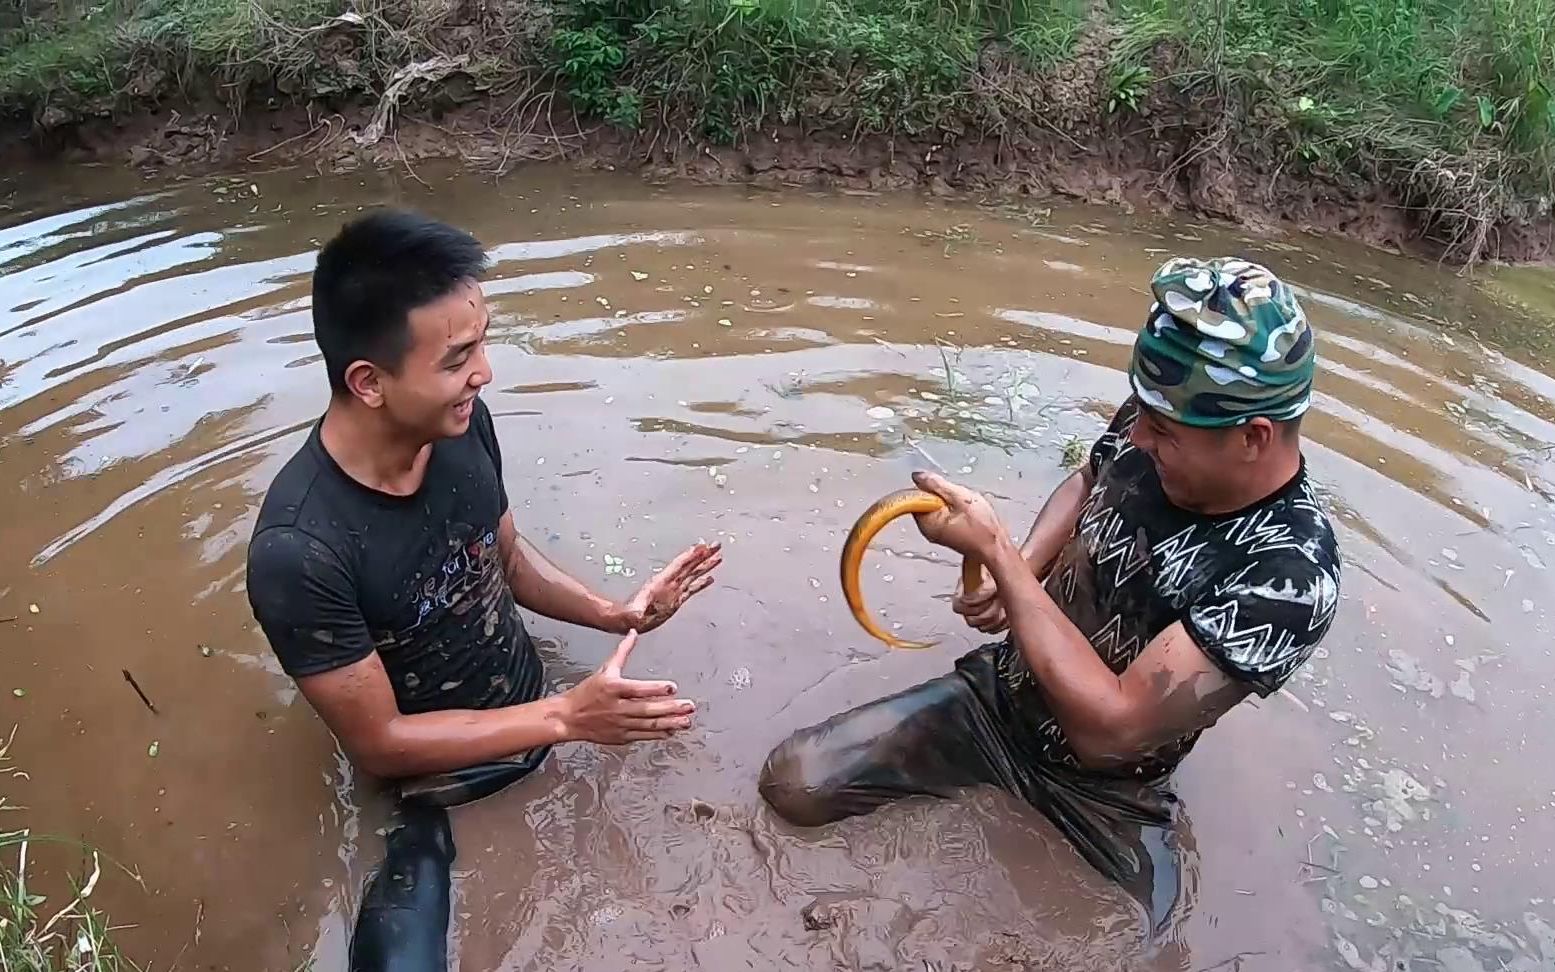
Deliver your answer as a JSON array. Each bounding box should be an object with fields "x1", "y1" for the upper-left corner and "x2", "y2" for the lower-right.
[{"x1": 469, "y1": 345, "x2": 493, "y2": 388}]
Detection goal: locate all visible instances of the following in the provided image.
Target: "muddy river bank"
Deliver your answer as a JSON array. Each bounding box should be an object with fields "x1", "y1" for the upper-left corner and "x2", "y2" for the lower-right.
[{"x1": 2, "y1": 161, "x2": 1555, "y2": 971}]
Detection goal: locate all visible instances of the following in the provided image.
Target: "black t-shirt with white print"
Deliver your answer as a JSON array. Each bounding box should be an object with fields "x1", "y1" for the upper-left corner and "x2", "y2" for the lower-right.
[
  {"x1": 245, "y1": 397, "x2": 543, "y2": 716},
  {"x1": 979, "y1": 396, "x2": 1341, "y2": 779}
]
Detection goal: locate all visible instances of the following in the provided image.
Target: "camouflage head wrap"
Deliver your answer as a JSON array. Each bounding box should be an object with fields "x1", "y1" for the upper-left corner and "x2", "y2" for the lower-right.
[{"x1": 1128, "y1": 256, "x2": 1315, "y2": 428}]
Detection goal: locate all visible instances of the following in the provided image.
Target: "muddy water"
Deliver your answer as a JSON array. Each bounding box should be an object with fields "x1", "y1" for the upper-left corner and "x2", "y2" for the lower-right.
[{"x1": 3, "y1": 162, "x2": 1555, "y2": 972}]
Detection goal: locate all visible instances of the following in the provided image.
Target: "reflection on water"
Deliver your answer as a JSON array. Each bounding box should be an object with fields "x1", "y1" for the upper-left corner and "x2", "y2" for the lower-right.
[{"x1": 2, "y1": 161, "x2": 1554, "y2": 971}]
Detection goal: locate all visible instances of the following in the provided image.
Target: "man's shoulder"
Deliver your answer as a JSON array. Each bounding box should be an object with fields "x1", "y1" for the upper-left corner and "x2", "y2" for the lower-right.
[
  {"x1": 1210, "y1": 462, "x2": 1336, "y2": 553},
  {"x1": 252, "y1": 433, "x2": 329, "y2": 537},
  {"x1": 1195, "y1": 470, "x2": 1341, "y2": 627},
  {"x1": 247, "y1": 433, "x2": 360, "y2": 583}
]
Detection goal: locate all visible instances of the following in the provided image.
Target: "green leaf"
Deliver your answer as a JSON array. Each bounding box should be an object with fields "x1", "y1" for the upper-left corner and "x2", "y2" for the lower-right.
[
  {"x1": 1477, "y1": 95, "x2": 1495, "y2": 129},
  {"x1": 1429, "y1": 87, "x2": 1461, "y2": 118}
]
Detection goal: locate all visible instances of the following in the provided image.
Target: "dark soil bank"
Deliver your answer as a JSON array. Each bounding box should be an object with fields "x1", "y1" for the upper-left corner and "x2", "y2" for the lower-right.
[{"x1": 4, "y1": 0, "x2": 1553, "y2": 264}]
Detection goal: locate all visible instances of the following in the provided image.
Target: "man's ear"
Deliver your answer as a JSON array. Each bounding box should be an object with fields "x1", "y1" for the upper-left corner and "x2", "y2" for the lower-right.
[
  {"x1": 1241, "y1": 417, "x2": 1276, "y2": 457},
  {"x1": 343, "y1": 359, "x2": 386, "y2": 408}
]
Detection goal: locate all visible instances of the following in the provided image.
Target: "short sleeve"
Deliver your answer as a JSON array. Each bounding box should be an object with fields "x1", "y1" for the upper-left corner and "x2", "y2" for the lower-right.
[
  {"x1": 1185, "y1": 557, "x2": 1340, "y2": 696},
  {"x1": 471, "y1": 396, "x2": 509, "y2": 513},
  {"x1": 246, "y1": 526, "x2": 377, "y2": 678},
  {"x1": 1088, "y1": 397, "x2": 1141, "y2": 479}
]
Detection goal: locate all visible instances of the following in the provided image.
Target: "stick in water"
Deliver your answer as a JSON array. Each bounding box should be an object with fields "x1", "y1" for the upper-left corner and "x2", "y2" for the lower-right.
[{"x1": 123, "y1": 669, "x2": 158, "y2": 714}]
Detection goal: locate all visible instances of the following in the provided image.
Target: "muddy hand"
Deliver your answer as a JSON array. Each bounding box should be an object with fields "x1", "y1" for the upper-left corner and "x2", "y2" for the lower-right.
[
  {"x1": 839, "y1": 487, "x2": 984, "y2": 650},
  {"x1": 560, "y1": 630, "x2": 698, "y2": 745},
  {"x1": 908, "y1": 471, "x2": 1006, "y2": 560},
  {"x1": 619, "y1": 541, "x2": 722, "y2": 633},
  {"x1": 953, "y1": 575, "x2": 1008, "y2": 634}
]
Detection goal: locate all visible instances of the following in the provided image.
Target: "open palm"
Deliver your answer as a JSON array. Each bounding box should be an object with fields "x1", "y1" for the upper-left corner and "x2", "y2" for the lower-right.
[{"x1": 621, "y1": 541, "x2": 722, "y2": 633}]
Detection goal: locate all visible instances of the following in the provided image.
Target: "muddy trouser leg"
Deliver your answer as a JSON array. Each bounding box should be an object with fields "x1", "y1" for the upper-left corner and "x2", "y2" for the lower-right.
[
  {"x1": 347, "y1": 749, "x2": 551, "y2": 972},
  {"x1": 758, "y1": 644, "x2": 1185, "y2": 933},
  {"x1": 348, "y1": 803, "x2": 455, "y2": 972}
]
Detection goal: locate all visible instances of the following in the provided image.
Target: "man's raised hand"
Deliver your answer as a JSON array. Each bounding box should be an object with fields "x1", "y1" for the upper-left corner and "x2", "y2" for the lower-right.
[{"x1": 557, "y1": 630, "x2": 697, "y2": 744}]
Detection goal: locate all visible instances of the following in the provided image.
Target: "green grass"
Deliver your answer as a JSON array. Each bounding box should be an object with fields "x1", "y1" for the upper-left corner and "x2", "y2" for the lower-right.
[
  {"x1": 0, "y1": 0, "x2": 1551, "y2": 257},
  {"x1": 0, "y1": 0, "x2": 342, "y2": 112},
  {"x1": 1111, "y1": 0, "x2": 1555, "y2": 186},
  {"x1": 0, "y1": 728, "x2": 132, "y2": 972}
]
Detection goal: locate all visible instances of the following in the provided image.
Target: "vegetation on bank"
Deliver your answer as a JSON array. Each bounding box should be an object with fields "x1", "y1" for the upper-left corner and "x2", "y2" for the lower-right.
[
  {"x1": 2, "y1": 0, "x2": 1553, "y2": 258},
  {"x1": 0, "y1": 729, "x2": 128, "y2": 972}
]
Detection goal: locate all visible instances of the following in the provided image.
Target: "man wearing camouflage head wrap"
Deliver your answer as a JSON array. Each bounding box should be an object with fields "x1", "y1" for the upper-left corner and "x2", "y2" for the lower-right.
[{"x1": 760, "y1": 257, "x2": 1341, "y2": 933}]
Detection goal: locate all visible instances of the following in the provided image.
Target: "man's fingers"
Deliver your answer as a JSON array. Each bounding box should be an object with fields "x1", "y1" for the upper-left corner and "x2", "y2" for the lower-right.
[
  {"x1": 684, "y1": 575, "x2": 715, "y2": 598},
  {"x1": 960, "y1": 583, "x2": 997, "y2": 606},
  {"x1": 603, "y1": 628, "x2": 639, "y2": 675},
  {"x1": 615, "y1": 677, "x2": 679, "y2": 699},
  {"x1": 661, "y1": 542, "x2": 722, "y2": 580},
  {"x1": 620, "y1": 697, "x2": 696, "y2": 719},
  {"x1": 911, "y1": 469, "x2": 956, "y2": 503},
  {"x1": 911, "y1": 470, "x2": 978, "y2": 509},
  {"x1": 972, "y1": 608, "x2": 1006, "y2": 632}
]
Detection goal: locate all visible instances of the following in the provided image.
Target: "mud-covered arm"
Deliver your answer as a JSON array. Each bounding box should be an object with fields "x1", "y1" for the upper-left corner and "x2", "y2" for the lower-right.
[
  {"x1": 497, "y1": 511, "x2": 632, "y2": 633},
  {"x1": 497, "y1": 512, "x2": 722, "y2": 636},
  {"x1": 296, "y1": 652, "x2": 574, "y2": 777},
  {"x1": 984, "y1": 540, "x2": 1252, "y2": 768}
]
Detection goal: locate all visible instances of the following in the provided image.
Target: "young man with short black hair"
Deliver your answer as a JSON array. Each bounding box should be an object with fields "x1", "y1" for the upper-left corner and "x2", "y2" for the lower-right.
[{"x1": 246, "y1": 209, "x2": 720, "y2": 969}]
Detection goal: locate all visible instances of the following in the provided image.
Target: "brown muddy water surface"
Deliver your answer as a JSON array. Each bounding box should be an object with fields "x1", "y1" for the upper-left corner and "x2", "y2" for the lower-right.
[{"x1": 3, "y1": 163, "x2": 1555, "y2": 972}]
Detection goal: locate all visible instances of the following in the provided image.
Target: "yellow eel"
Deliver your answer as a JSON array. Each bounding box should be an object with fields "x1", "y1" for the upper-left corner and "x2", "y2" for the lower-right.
[{"x1": 840, "y1": 488, "x2": 984, "y2": 649}]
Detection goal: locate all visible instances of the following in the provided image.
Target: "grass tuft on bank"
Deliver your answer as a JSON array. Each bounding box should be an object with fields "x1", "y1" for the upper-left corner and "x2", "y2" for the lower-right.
[
  {"x1": 0, "y1": 728, "x2": 130, "y2": 972},
  {"x1": 1, "y1": 0, "x2": 1551, "y2": 259}
]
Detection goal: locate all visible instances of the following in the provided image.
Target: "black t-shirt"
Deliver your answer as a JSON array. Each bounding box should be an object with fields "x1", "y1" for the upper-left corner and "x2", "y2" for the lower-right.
[
  {"x1": 245, "y1": 398, "x2": 543, "y2": 715},
  {"x1": 973, "y1": 396, "x2": 1342, "y2": 779}
]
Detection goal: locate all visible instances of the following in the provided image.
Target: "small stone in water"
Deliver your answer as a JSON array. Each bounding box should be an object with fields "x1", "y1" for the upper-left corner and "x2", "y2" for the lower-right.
[
  {"x1": 865, "y1": 406, "x2": 894, "y2": 419},
  {"x1": 1359, "y1": 875, "x2": 1379, "y2": 889}
]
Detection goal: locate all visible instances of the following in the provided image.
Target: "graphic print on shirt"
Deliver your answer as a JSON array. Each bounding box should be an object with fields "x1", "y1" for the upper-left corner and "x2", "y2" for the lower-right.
[
  {"x1": 412, "y1": 528, "x2": 500, "y2": 627},
  {"x1": 374, "y1": 526, "x2": 515, "y2": 698}
]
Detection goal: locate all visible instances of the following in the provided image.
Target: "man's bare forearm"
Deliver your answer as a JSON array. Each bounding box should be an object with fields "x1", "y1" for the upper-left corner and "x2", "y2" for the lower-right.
[
  {"x1": 984, "y1": 536, "x2": 1129, "y2": 757},
  {"x1": 361, "y1": 694, "x2": 573, "y2": 778},
  {"x1": 502, "y1": 529, "x2": 628, "y2": 633},
  {"x1": 1015, "y1": 467, "x2": 1091, "y2": 579}
]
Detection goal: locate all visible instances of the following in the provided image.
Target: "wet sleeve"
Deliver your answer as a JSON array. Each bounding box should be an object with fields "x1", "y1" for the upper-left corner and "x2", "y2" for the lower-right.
[
  {"x1": 1183, "y1": 556, "x2": 1341, "y2": 697},
  {"x1": 1088, "y1": 397, "x2": 1140, "y2": 479},
  {"x1": 471, "y1": 396, "x2": 509, "y2": 513},
  {"x1": 246, "y1": 526, "x2": 377, "y2": 678}
]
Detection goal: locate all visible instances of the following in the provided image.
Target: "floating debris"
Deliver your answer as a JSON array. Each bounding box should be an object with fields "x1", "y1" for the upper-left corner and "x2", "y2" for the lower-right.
[
  {"x1": 631, "y1": 271, "x2": 649, "y2": 281},
  {"x1": 147, "y1": 740, "x2": 160, "y2": 758},
  {"x1": 1386, "y1": 649, "x2": 1446, "y2": 698},
  {"x1": 865, "y1": 406, "x2": 895, "y2": 419}
]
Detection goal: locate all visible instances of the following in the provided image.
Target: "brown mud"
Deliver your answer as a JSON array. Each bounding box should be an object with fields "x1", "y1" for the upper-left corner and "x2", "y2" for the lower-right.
[{"x1": 3, "y1": 161, "x2": 1555, "y2": 971}]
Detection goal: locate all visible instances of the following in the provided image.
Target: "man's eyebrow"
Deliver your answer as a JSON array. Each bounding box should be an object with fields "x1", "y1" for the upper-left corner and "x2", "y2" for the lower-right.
[{"x1": 440, "y1": 316, "x2": 490, "y2": 364}]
